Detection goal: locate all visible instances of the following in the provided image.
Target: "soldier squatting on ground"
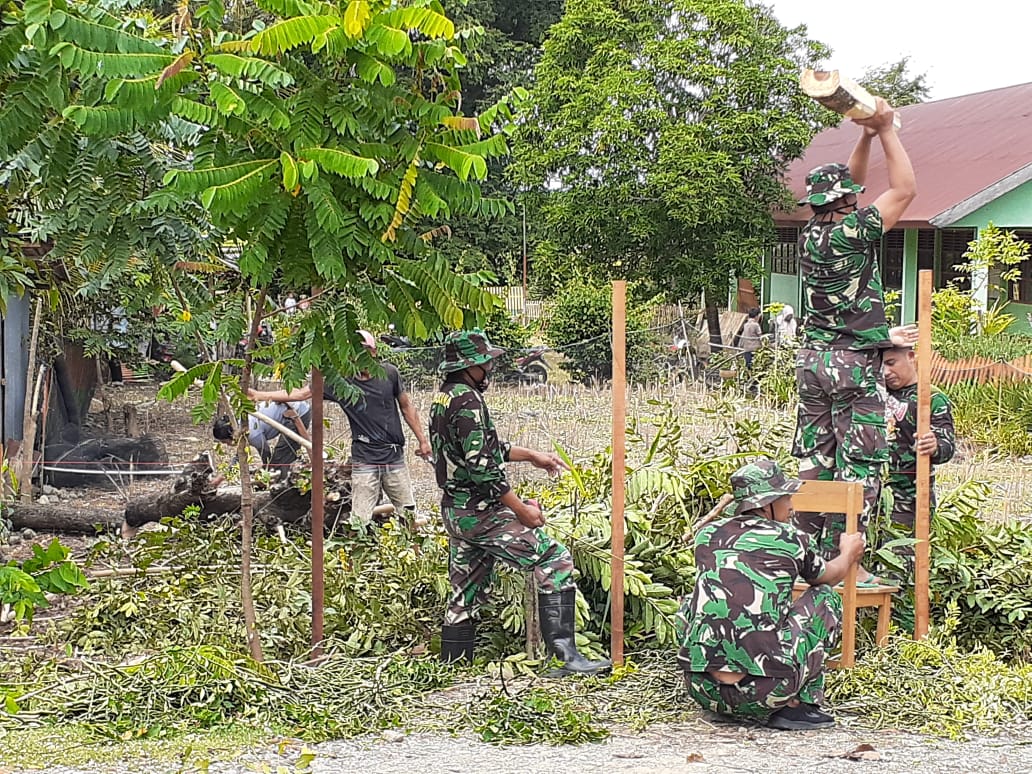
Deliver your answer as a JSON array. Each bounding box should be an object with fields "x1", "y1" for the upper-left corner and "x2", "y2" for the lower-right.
[
  {"x1": 677, "y1": 460, "x2": 865, "y2": 730},
  {"x1": 792, "y1": 97, "x2": 919, "y2": 570},
  {"x1": 429, "y1": 329, "x2": 611, "y2": 676}
]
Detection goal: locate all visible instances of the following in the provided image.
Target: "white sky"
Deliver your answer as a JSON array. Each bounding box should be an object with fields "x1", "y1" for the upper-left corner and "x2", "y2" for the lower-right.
[{"x1": 766, "y1": 0, "x2": 1032, "y2": 100}]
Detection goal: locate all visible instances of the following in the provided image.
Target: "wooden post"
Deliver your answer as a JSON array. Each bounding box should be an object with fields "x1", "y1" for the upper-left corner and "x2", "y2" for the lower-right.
[
  {"x1": 611, "y1": 280, "x2": 627, "y2": 665},
  {"x1": 311, "y1": 367, "x2": 325, "y2": 659},
  {"x1": 839, "y1": 483, "x2": 861, "y2": 668},
  {"x1": 914, "y1": 269, "x2": 933, "y2": 639}
]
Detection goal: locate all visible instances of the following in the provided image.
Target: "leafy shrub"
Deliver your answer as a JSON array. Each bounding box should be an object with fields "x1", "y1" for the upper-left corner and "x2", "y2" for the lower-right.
[
  {"x1": 544, "y1": 279, "x2": 658, "y2": 384},
  {"x1": 947, "y1": 381, "x2": 1032, "y2": 456},
  {"x1": 0, "y1": 539, "x2": 88, "y2": 623}
]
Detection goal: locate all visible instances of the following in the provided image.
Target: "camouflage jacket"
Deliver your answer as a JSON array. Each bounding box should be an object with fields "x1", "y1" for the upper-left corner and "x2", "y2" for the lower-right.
[
  {"x1": 799, "y1": 205, "x2": 890, "y2": 351},
  {"x1": 886, "y1": 383, "x2": 956, "y2": 498},
  {"x1": 676, "y1": 514, "x2": 826, "y2": 677},
  {"x1": 429, "y1": 379, "x2": 512, "y2": 510}
]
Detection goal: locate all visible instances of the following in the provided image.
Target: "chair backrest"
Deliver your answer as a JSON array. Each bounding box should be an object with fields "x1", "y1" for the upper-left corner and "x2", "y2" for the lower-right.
[
  {"x1": 791, "y1": 480, "x2": 863, "y2": 534},
  {"x1": 790, "y1": 479, "x2": 863, "y2": 668}
]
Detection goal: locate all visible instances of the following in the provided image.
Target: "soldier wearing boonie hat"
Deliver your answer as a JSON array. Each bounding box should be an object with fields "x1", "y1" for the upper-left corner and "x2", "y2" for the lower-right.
[
  {"x1": 676, "y1": 459, "x2": 864, "y2": 731},
  {"x1": 430, "y1": 329, "x2": 611, "y2": 676},
  {"x1": 792, "y1": 97, "x2": 918, "y2": 568}
]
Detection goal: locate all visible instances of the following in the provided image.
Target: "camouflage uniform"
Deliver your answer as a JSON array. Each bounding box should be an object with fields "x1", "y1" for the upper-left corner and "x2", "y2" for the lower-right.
[
  {"x1": 430, "y1": 335, "x2": 574, "y2": 627},
  {"x1": 793, "y1": 164, "x2": 891, "y2": 557},
  {"x1": 677, "y1": 461, "x2": 842, "y2": 720},
  {"x1": 880, "y1": 384, "x2": 956, "y2": 585}
]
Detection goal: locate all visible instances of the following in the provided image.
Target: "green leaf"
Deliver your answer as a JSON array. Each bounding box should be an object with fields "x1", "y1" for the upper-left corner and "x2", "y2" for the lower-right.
[
  {"x1": 171, "y1": 96, "x2": 220, "y2": 127},
  {"x1": 343, "y1": 0, "x2": 371, "y2": 38},
  {"x1": 381, "y1": 7, "x2": 454, "y2": 39},
  {"x1": 209, "y1": 82, "x2": 247, "y2": 116},
  {"x1": 350, "y1": 51, "x2": 395, "y2": 86},
  {"x1": 62, "y1": 104, "x2": 139, "y2": 136},
  {"x1": 424, "y1": 142, "x2": 487, "y2": 182},
  {"x1": 281, "y1": 152, "x2": 299, "y2": 191},
  {"x1": 365, "y1": 23, "x2": 410, "y2": 56},
  {"x1": 305, "y1": 178, "x2": 348, "y2": 235},
  {"x1": 51, "y1": 43, "x2": 175, "y2": 78},
  {"x1": 204, "y1": 54, "x2": 294, "y2": 88},
  {"x1": 302, "y1": 147, "x2": 378, "y2": 178},
  {"x1": 250, "y1": 16, "x2": 340, "y2": 56}
]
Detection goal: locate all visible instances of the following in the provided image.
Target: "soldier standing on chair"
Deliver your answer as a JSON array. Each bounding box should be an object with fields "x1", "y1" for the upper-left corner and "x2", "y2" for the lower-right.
[
  {"x1": 792, "y1": 98, "x2": 918, "y2": 569},
  {"x1": 430, "y1": 329, "x2": 610, "y2": 675},
  {"x1": 677, "y1": 460, "x2": 865, "y2": 730}
]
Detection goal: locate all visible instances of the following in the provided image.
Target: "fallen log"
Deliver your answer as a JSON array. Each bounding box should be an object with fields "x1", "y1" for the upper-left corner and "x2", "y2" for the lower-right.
[{"x1": 7, "y1": 501, "x2": 122, "y2": 535}]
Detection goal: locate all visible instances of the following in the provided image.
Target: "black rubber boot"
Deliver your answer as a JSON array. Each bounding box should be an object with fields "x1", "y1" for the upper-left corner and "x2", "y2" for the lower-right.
[
  {"x1": 538, "y1": 590, "x2": 612, "y2": 676},
  {"x1": 440, "y1": 622, "x2": 475, "y2": 664},
  {"x1": 767, "y1": 703, "x2": 835, "y2": 730}
]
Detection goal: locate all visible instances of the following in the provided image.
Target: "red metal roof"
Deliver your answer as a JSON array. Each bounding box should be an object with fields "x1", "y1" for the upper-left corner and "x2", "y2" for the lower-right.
[{"x1": 778, "y1": 81, "x2": 1032, "y2": 228}]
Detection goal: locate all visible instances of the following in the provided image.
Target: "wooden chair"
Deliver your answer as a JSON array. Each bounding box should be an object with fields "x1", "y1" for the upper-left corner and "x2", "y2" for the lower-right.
[{"x1": 790, "y1": 480, "x2": 899, "y2": 668}]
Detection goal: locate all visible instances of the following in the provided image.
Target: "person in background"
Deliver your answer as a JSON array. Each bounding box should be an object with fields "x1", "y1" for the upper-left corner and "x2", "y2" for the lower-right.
[
  {"x1": 774, "y1": 305, "x2": 798, "y2": 348},
  {"x1": 677, "y1": 460, "x2": 864, "y2": 730},
  {"x1": 213, "y1": 400, "x2": 311, "y2": 473},
  {"x1": 740, "y1": 307, "x2": 763, "y2": 369},
  {"x1": 249, "y1": 331, "x2": 431, "y2": 528}
]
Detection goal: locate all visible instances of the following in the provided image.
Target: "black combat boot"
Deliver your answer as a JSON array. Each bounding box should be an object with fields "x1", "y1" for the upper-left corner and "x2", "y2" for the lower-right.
[
  {"x1": 538, "y1": 590, "x2": 612, "y2": 676},
  {"x1": 440, "y1": 621, "x2": 475, "y2": 664}
]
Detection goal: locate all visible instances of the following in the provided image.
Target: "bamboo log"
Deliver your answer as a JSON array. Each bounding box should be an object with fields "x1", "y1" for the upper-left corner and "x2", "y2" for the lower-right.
[
  {"x1": 914, "y1": 270, "x2": 933, "y2": 639},
  {"x1": 611, "y1": 280, "x2": 627, "y2": 666}
]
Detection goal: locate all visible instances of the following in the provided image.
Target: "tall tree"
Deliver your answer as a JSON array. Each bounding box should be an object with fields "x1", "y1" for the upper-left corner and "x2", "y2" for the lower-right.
[
  {"x1": 858, "y1": 56, "x2": 931, "y2": 107},
  {"x1": 512, "y1": 0, "x2": 831, "y2": 332}
]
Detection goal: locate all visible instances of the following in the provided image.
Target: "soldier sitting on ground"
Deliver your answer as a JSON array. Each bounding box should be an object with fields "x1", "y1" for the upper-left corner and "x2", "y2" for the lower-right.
[{"x1": 677, "y1": 460, "x2": 864, "y2": 730}]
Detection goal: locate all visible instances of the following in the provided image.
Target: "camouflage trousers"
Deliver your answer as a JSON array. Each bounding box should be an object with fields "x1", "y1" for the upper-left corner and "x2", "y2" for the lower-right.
[
  {"x1": 442, "y1": 502, "x2": 575, "y2": 626},
  {"x1": 682, "y1": 586, "x2": 842, "y2": 719},
  {"x1": 793, "y1": 348, "x2": 887, "y2": 557}
]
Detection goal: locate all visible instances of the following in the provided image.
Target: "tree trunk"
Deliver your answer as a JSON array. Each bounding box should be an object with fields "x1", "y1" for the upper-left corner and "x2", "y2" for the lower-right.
[
  {"x1": 705, "y1": 297, "x2": 723, "y2": 348},
  {"x1": 7, "y1": 502, "x2": 123, "y2": 534}
]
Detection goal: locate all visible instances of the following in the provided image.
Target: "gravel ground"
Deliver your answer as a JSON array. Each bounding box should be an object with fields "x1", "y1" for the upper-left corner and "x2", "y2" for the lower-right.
[{"x1": 11, "y1": 720, "x2": 1032, "y2": 774}]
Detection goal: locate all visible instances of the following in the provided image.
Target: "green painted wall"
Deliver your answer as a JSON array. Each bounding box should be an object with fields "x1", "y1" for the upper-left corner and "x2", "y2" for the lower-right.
[
  {"x1": 1006, "y1": 302, "x2": 1032, "y2": 334},
  {"x1": 953, "y1": 179, "x2": 1032, "y2": 228},
  {"x1": 767, "y1": 272, "x2": 799, "y2": 312}
]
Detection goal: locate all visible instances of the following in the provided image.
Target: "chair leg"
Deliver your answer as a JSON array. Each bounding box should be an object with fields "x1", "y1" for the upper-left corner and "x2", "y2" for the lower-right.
[{"x1": 876, "y1": 595, "x2": 892, "y2": 647}]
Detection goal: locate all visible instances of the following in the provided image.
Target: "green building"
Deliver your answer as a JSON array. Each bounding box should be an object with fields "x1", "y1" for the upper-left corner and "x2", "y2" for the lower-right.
[{"x1": 767, "y1": 81, "x2": 1032, "y2": 331}]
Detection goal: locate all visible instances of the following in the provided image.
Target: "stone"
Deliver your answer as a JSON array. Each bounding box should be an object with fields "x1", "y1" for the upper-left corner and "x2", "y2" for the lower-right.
[{"x1": 37, "y1": 494, "x2": 51, "y2": 506}]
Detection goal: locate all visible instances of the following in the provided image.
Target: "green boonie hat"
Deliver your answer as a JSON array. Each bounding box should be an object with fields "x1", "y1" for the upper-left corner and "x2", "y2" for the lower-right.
[
  {"x1": 799, "y1": 162, "x2": 865, "y2": 206},
  {"x1": 438, "y1": 329, "x2": 504, "y2": 374},
  {"x1": 730, "y1": 459, "x2": 801, "y2": 515}
]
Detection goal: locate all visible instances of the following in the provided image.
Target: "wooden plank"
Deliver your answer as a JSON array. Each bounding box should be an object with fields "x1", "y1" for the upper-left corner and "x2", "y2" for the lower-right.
[
  {"x1": 611, "y1": 281, "x2": 627, "y2": 666},
  {"x1": 914, "y1": 270, "x2": 933, "y2": 640}
]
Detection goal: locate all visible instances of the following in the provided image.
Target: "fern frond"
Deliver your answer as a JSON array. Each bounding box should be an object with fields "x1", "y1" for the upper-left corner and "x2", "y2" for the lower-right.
[
  {"x1": 52, "y1": 43, "x2": 174, "y2": 78},
  {"x1": 303, "y1": 147, "x2": 378, "y2": 178},
  {"x1": 424, "y1": 142, "x2": 487, "y2": 182},
  {"x1": 305, "y1": 205, "x2": 346, "y2": 281},
  {"x1": 394, "y1": 259, "x2": 462, "y2": 329},
  {"x1": 304, "y1": 178, "x2": 348, "y2": 235},
  {"x1": 350, "y1": 51, "x2": 395, "y2": 86},
  {"x1": 62, "y1": 104, "x2": 140, "y2": 135},
  {"x1": 171, "y1": 96, "x2": 219, "y2": 127},
  {"x1": 164, "y1": 159, "x2": 277, "y2": 193},
  {"x1": 204, "y1": 53, "x2": 294, "y2": 88},
  {"x1": 250, "y1": 16, "x2": 340, "y2": 56}
]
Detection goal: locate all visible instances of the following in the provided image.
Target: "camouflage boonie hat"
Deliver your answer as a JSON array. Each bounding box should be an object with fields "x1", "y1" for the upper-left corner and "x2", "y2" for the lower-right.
[
  {"x1": 730, "y1": 459, "x2": 802, "y2": 515},
  {"x1": 799, "y1": 162, "x2": 865, "y2": 206},
  {"x1": 439, "y1": 329, "x2": 504, "y2": 373}
]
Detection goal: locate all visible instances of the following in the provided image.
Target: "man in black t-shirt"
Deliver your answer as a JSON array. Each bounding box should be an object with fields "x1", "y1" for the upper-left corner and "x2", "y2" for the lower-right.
[{"x1": 250, "y1": 331, "x2": 431, "y2": 527}]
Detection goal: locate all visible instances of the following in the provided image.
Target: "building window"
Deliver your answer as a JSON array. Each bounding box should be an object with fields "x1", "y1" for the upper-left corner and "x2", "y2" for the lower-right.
[
  {"x1": 881, "y1": 231, "x2": 904, "y2": 290},
  {"x1": 1007, "y1": 230, "x2": 1032, "y2": 303},
  {"x1": 918, "y1": 229, "x2": 935, "y2": 272},
  {"x1": 768, "y1": 227, "x2": 799, "y2": 275},
  {"x1": 939, "y1": 228, "x2": 976, "y2": 291}
]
